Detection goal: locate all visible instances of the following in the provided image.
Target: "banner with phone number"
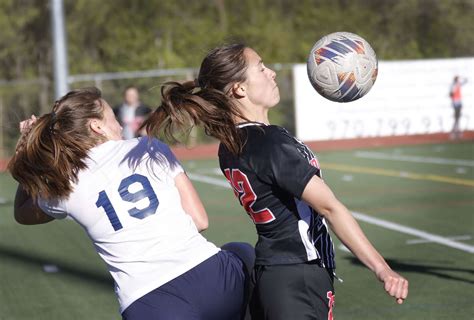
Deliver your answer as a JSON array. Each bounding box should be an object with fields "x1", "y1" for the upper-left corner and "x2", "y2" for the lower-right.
[{"x1": 293, "y1": 57, "x2": 474, "y2": 141}]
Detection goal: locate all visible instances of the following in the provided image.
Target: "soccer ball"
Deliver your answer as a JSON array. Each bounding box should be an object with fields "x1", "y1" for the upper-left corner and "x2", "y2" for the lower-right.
[{"x1": 307, "y1": 31, "x2": 378, "y2": 102}]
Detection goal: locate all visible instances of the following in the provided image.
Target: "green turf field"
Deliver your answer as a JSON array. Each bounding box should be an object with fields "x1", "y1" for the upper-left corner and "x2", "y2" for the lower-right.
[{"x1": 0, "y1": 141, "x2": 473, "y2": 319}]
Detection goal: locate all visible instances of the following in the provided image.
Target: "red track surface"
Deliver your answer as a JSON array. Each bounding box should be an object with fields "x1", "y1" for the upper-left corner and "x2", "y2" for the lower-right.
[
  {"x1": 1, "y1": 131, "x2": 473, "y2": 172},
  {"x1": 171, "y1": 131, "x2": 474, "y2": 160}
]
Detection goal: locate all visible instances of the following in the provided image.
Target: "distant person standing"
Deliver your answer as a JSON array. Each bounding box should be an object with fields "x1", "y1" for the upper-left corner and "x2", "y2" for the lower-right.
[
  {"x1": 114, "y1": 86, "x2": 151, "y2": 139},
  {"x1": 449, "y1": 76, "x2": 468, "y2": 139}
]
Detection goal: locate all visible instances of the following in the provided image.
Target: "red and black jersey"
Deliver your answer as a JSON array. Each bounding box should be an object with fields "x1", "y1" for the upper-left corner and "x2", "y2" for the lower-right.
[{"x1": 218, "y1": 122, "x2": 335, "y2": 269}]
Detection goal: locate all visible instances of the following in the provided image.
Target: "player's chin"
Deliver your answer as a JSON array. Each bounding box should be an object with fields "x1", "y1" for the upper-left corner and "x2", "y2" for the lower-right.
[{"x1": 271, "y1": 93, "x2": 281, "y2": 107}]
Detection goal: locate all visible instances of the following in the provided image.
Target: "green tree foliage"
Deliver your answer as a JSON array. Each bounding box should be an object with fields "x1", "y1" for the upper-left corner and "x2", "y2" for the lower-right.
[{"x1": 1, "y1": 0, "x2": 472, "y2": 78}]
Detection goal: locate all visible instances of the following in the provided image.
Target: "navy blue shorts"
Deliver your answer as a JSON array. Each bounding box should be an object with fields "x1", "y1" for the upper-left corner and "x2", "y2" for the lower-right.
[{"x1": 122, "y1": 250, "x2": 247, "y2": 320}]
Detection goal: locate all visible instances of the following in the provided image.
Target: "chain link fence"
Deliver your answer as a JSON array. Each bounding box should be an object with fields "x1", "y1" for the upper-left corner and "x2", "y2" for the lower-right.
[{"x1": 0, "y1": 64, "x2": 295, "y2": 158}]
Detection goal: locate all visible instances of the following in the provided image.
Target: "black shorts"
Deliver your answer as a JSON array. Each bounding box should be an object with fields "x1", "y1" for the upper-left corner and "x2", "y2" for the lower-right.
[
  {"x1": 454, "y1": 106, "x2": 462, "y2": 120},
  {"x1": 250, "y1": 262, "x2": 335, "y2": 320}
]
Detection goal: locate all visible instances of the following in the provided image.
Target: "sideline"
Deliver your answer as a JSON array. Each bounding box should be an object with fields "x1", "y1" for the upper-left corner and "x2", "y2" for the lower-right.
[{"x1": 354, "y1": 151, "x2": 474, "y2": 167}]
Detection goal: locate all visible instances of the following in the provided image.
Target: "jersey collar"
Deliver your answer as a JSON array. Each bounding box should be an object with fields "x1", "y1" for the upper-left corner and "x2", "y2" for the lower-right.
[{"x1": 236, "y1": 121, "x2": 268, "y2": 128}]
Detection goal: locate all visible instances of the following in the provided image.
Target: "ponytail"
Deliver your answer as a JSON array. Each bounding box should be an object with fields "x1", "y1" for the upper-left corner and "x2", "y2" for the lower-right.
[
  {"x1": 145, "y1": 80, "x2": 247, "y2": 155},
  {"x1": 8, "y1": 87, "x2": 104, "y2": 200},
  {"x1": 144, "y1": 43, "x2": 249, "y2": 155}
]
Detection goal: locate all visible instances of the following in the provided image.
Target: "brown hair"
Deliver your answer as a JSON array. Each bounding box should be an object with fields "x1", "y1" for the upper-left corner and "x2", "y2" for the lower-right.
[
  {"x1": 8, "y1": 87, "x2": 105, "y2": 200},
  {"x1": 144, "y1": 43, "x2": 249, "y2": 155}
]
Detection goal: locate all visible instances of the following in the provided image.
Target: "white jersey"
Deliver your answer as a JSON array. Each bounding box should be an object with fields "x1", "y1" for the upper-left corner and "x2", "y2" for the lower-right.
[{"x1": 38, "y1": 138, "x2": 219, "y2": 313}]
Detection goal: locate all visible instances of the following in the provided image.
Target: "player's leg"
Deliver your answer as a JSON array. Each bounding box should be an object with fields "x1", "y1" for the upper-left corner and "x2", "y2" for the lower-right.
[
  {"x1": 221, "y1": 242, "x2": 255, "y2": 276},
  {"x1": 122, "y1": 288, "x2": 198, "y2": 320},
  {"x1": 190, "y1": 249, "x2": 247, "y2": 320},
  {"x1": 221, "y1": 242, "x2": 256, "y2": 320},
  {"x1": 122, "y1": 250, "x2": 246, "y2": 320},
  {"x1": 253, "y1": 262, "x2": 335, "y2": 320}
]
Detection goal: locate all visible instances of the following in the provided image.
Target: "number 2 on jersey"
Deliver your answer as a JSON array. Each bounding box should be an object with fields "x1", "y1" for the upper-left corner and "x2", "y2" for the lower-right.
[
  {"x1": 96, "y1": 174, "x2": 159, "y2": 231},
  {"x1": 224, "y1": 169, "x2": 275, "y2": 224}
]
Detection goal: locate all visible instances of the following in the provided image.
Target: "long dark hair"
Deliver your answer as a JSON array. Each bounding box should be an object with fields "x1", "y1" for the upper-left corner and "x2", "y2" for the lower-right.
[
  {"x1": 144, "y1": 43, "x2": 249, "y2": 155},
  {"x1": 8, "y1": 87, "x2": 106, "y2": 200}
]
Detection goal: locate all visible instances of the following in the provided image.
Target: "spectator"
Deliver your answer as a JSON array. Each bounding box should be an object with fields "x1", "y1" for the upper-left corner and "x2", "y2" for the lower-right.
[
  {"x1": 114, "y1": 86, "x2": 151, "y2": 139},
  {"x1": 449, "y1": 75, "x2": 468, "y2": 139}
]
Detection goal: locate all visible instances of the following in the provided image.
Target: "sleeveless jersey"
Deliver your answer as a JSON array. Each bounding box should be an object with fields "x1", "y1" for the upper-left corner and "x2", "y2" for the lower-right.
[
  {"x1": 218, "y1": 123, "x2": 335, "y2": 269},
  {"x1": 450, "y1": 78, "x2": 467, "y2": 105},
  {"x1": 38, "y1": 137, "x2": 219, "y2": 313},
  {"x1": 451, "y1": 82, "x2": 462, "y2": 103}
]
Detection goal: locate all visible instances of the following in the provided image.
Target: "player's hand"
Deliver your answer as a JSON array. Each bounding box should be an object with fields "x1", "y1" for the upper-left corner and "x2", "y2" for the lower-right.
[
  {"x1": 376, "y1": 268, "x2": 408, "y2": 304},
  {"x1": 19, "y1": 115, "x2": 38, "y2": 134},
  {"x1": 19, "y1": 115, "x2": 37, "y2": 134},
  {"x1": 15, "y1": 115, "x2": 38, "y2": 155}
]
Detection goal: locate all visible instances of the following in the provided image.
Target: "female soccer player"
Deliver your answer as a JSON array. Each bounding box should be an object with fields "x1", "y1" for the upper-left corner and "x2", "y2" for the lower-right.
[
  {"x1": 8, "y1": 87, "x2": 253, "y2": 320},
  {"x1": 144, "y1": 44, "x2": 409, "y2": 319}
]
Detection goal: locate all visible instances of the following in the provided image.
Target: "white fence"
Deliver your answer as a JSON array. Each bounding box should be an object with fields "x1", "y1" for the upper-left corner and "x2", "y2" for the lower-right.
[
  {"x1": 2, "y1": 58, "x2": 473, "y2": 157},
  {"x1": 293, "y1": 57, "x2": 474, "y2": 141}
]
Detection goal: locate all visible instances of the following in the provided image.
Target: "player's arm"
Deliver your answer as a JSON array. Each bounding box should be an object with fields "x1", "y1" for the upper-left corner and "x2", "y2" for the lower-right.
[
  {"x1": 13, "y1": 185, "x2": 55, "y2": 225},
  {"x1": 301, "y1": 175, "x2": 408, "y2": 304},
  {"x1": 174, "y1": 172, "x2": 209, "y2": 232},
  {"x1": 146, "y1": 138, "x2": 208, "y2": 231}
]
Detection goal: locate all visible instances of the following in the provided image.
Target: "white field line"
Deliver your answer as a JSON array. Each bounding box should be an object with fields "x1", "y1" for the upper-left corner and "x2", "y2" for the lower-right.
[
  {"x1": 354, "y1": 151, "x2": 474, "y2": 167},
  {"x1": 339, "y1": 244, "x2": 351, "y2": 253},
  {"x1": 406, "y1": 235, "x2": 471, "y2": 245},
  {"x1": 351, "y1": 211, "x2": 474, "y2": 254},
  {"x1": 189, "y1": 172, "x2": 474, "y2": 254},
  {"x1": 187, "y1": 173, "x2": 231, "y2": 188}
]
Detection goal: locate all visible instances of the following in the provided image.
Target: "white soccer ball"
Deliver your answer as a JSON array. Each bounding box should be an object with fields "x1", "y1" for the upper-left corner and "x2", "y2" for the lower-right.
[{"x1": 307, "y1": 31, "x2": 378, "y2": 102}]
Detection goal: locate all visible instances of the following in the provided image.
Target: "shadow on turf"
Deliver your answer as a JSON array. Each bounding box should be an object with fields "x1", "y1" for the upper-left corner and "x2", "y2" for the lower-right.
[
  {"x1": 0, "y1": 244, "x2": 114, "y2": 289},
  {"x1": 0, "y1": 200, "x2": 12, "y2": 206},
  {"x1": 345, "y1": 257, "x2": 474, "y2": 284}
]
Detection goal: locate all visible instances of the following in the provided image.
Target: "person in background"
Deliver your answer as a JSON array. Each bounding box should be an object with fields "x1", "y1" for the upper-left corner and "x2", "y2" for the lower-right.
[
  {"x1": 449, "y1": 75, "x2": 468, "y2": 139},
  {"x1": 114, "y1": 86, "x2": 152, "y2": 139}
]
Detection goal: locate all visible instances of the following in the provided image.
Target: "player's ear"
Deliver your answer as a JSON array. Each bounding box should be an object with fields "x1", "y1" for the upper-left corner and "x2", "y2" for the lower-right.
[
  {"x1": 230, "y1": 82, "x2": 246, "y2": 99},
  {"x1": 89, "y1": 119, "x2": 106, "y2": 136}
]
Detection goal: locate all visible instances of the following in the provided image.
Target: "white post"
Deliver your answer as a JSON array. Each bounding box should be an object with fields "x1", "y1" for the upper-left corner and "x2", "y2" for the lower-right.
[
  {"x1": 51, "y1": 0, "x2": 69, "y2": 99},
  {"x1": 0, "y1": 96, "x2": 3, "y2": 158}
]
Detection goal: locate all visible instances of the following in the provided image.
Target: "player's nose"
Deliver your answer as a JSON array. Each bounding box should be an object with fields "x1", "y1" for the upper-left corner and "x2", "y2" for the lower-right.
[{"x1": 268, "y1": 68, "x2": 276, "y2": 80}]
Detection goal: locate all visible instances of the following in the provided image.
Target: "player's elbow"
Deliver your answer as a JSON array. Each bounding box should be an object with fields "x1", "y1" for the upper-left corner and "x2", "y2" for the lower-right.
[
  {"x1": 14, "y1": 206, "x2": 54, "y2": 225},
  {"x1": 314, "y1": 204, "x2": 336, "y2": 219},
  {"x1": 14, "y1": 214, "x2": 27, "y2": 225},
  {"x1": 14, "y1": 209, "x2": 35, "y2": 225},
  {"x1": 313, "y1": 200, "x2": 346, "y2": 220},
  {"x1": 194, "y1": 217, "x2": 209, "y2": 232}
]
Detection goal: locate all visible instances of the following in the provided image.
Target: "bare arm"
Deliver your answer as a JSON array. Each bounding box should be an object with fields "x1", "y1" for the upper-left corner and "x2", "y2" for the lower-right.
[
  {"x1": 301, "y1": 175, "x2": 408, "y2": 304},
  {"x1": 174, "y1": 172, "x2": 209, "y2": 232},
  {"x1": 13, "y1": 185, "x2": 55, "y2": 225}
]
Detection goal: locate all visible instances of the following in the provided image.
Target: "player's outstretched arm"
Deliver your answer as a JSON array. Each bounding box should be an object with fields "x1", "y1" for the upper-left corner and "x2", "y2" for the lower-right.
[
  {"x1": 12, "y1": 115, "x2": 54, "y2": 224},
  {"x1": 175, "y1": 172, "x2": 209, "y2": 232},
  {"x1": 13, "y1": 185, "x2": 54, "y2": 225},
  {"x1": 301, "y1": 175, "x2": 408, "y2": 304}
]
